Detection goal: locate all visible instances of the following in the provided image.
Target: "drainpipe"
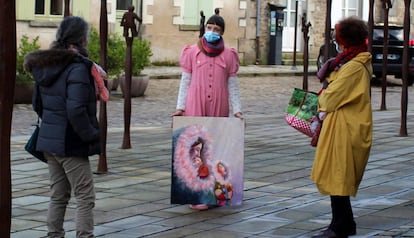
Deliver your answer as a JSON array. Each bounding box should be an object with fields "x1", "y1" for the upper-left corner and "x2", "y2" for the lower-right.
[
  {"x1": 138, "y1": 0, "x2": 143, "y2": 38},
  {"x1": 256, "y1": 0, "x2": 261, "y2": 64},
  {"x1": 139, "y1": 0, "x2": 143, "y2": 18}
]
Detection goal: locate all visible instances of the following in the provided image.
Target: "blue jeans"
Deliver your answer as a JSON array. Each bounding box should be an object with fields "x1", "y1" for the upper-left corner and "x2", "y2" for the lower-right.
[{"x1": 45, "y1": 153, "x2": 95, "y2": 238}]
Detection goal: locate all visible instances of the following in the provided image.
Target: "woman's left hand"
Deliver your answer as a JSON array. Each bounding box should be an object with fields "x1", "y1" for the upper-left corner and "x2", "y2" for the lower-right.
[{"x1": 234, "y1": 112, "x2": 243, "y2": 119}]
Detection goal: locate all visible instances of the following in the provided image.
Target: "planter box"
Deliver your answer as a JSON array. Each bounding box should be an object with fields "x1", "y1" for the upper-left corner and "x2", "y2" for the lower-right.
[
  {"x1": 120, "y1": 75, "x2": 150, "y2": 97},
  {"x1": 14, "y1": 83, "x2": 34, "y2": 104},
  {"x1": 107, "y1": 77, "x2": 120, "y2": 91}
]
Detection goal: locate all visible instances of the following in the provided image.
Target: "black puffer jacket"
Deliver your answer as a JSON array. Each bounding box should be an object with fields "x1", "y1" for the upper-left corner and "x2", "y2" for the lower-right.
[{"x1": 24, "y1": 49, "x2": 100, "y2": 157}]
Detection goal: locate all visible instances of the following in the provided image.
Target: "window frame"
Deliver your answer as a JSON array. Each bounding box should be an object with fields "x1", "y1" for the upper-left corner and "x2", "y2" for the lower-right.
[
  {"x1": 34, "y1": 0, "x2": 64, "y2": 21},
  {"x1": 341, "y1": 0, "x2": 360, "y2": 18},
  {"x1": 116, "y1": 0, "x2": 133, "y2": 11}
]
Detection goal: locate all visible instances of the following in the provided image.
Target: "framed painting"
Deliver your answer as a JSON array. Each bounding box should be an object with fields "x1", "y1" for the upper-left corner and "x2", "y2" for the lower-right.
[{"x1": 171, "y1": 116, "x2": 245, "y2": 206}]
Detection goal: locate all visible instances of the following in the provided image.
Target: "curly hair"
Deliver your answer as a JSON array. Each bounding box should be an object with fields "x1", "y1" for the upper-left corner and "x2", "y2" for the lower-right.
[
  {"x1": 50, "y1": 16, "x2": 89, "y2": 50},
  {"x1": 335, "y1": 17, "x2": 368, "y2": 47}
]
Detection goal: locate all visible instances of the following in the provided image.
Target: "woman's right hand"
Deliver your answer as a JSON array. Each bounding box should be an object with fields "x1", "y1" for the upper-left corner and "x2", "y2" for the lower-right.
[{"x1": 170, "y1": 109, "x2": 184, "y2": 117}]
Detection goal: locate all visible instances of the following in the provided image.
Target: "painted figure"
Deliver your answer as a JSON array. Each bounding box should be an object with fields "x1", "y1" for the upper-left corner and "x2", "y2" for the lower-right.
[
  {"x1": 171, "y1": 125, "x2": 216, "y2": 209},
  {"x1": 213, "y1": 161, "x2": 233, "y2": 206},
  {"x1": 191, "y1": 138, "x2": 210, "y2": 179}
]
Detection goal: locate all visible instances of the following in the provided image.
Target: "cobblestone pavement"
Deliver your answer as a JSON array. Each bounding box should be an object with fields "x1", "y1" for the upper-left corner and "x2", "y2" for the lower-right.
[
  {"x1": 10, "y1": 66, "x2": 414, "y2": 237},
  {"x1": 11, "y1": 74, "x2": 407, "y2": 137}
]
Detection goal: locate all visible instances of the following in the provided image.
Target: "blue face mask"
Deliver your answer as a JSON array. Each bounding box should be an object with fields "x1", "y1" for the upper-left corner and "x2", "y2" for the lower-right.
[{"x1": 204, "y1": 31, "x2": 221, "y2": 43}]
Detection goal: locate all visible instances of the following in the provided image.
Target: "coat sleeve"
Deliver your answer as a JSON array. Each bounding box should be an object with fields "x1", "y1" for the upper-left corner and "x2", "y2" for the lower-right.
[
  {"x1": 318, "y1": 62, "x2": 366, "y2": 112},
  {"x1": 227, "y1": 48, "x2": 241, "y2": 115},
  {"x1": 66, "y1": 64, "x2": 100, "y2": 143},
  {"x1": 228, "y1": 76, "x2": 242, "y2": 115},
  {"x1": 176, "y1": 71, "x2": 191, "y2": 110},
  {"x1": 180, "y1": 45, "x2": 193, "y2": 74}
]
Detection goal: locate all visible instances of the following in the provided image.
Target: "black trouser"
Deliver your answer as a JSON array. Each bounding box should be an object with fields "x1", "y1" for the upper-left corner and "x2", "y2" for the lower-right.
[{"x1": 329, "y1": 196, "x2": 356, "y2": 237}]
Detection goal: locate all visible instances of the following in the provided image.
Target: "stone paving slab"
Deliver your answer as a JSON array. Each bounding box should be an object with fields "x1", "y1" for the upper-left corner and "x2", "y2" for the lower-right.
[
  {"x1": 9, "y1": 66, "x2": 414, "y2": 237},
  {"x1": 10, "y1": 110, "x2": 414, "y2": 237}
]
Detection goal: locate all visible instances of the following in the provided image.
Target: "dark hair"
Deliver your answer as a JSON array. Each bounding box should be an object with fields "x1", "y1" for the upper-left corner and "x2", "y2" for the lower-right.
[
  {"x1": 51, "y1": 16, "x2": 89, "y2": 50},
  {"x1": 190, "y1": 137, "x2": 204, "y2": 157},
  {"x1": 191, "y1": 137, "x2": 204, "y2": 149},
  {"x1": 206, "y1": 14, "x2": 225, "y2": 33},
  {"x1": 335, "y1": 17, "x2": 368, "y2": 47}
]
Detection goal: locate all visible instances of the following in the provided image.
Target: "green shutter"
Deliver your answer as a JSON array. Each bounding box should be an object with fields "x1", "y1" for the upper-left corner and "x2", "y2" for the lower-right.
[
  {"x1": 183, "y1": 0, "x2": 198, "y2": 25},
  {"x1": 199, "y1": 0, "x2": 213, "y2": 19},
  {"x1": 16, "y1": 0, "x2": 35, "y2": 21},
  {"x1": 183, "y1": 0, "x2": 213, "y2": 26},
  {"x1": 72, "y1": 0, "x2": 90, "y2": 19}
]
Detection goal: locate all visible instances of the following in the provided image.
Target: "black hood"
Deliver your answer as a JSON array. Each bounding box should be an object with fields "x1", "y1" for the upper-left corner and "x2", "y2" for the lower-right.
[{"x1": 24, "y1": 49, "x2": 91, "y2": 86}]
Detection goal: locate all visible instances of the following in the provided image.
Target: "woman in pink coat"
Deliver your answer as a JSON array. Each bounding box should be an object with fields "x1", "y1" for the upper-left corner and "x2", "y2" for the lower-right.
[{"x1": 171, "y1": 14, "x2": 243, "y2": 210}]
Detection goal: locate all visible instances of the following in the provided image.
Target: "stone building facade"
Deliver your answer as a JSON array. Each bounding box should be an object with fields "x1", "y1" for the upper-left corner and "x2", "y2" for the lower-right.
[{"x1": 15, "y1": 0, "x2": 414, "y2": 66}]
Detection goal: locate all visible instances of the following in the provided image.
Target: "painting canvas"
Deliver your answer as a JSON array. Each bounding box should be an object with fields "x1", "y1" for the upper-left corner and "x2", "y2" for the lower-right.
[{"x1": 171, "y1": 116, "x2": 245, "y2": 206}]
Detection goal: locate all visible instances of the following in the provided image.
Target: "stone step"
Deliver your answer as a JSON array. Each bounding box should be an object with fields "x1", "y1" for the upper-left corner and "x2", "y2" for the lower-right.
[{"x1": 282, "y1": 52, "x2": 317, "y2": 66}]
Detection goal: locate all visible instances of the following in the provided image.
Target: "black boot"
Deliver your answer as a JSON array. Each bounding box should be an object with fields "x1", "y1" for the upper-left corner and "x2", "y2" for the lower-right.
[
  {"x1": 311, "y1": 228, "x2": 341, "y2": 238},
  {"x1": 330, "y1": 196, "x2": 356, "y2": 237}
]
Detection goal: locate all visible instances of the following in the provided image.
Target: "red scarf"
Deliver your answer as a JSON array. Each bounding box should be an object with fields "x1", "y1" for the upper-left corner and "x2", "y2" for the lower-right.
[
  {"x1": 198, "y1": 37, "x2": 225, "y2": 57},
  {"x1": 91, "y1": 63, "x2": 109, "y2": 102},
  {"x1": 318, "y1": 43, "x2": 367, "y2": 81},
  {"x1": 330, "y1": 43, "x2": 367, "y2": 71}
]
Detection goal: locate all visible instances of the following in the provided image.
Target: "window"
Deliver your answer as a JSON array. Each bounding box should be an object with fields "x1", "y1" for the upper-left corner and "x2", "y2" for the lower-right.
[
  {"x1": 183, "y1": 0, "x2": 213, "y2": 26},
  {"x1": 117, "y1": 0, "x2": 132, "y2": 10},
  {"x1": 50, "y1": 0, "x2": 63, "y2": 15},
  {"x1": 332, "y1": 0, "x2": 362, "y2": 24},
  {"x1": 283, "y1": 0, "x2": 296, "y2": 28},
  {"x1": 341, "y1": 0, "x2": 359, "y2": 17},
  {"x1": 35, "y1": 0, "x2": 45, "y2": 14},
  {"x1": 35, "y1": 0, "x2": 63, "y2": 16}
]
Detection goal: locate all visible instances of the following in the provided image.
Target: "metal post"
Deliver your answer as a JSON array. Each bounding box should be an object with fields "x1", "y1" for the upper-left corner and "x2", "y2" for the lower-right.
[
  {"x1": 64, "y1": 0, "x2": 70, "y2": 17},
  {"x1": 323, "y1": 0, "x2": 332, "y2": 65},
  {"x1": 400, "y1": 0, "x2": 411, "y2": 136},
  {"x1": 255, "y1": 0, "x2": 261, "y2": 65},
  {"x1": 0, "y1": 0, "x2": 16, "y2": 236},
  {"x1": 97, "y1": 0, "x2": 108, "y2": 173},
  {"x1": 120, "y1": 6, "x2": 139, "y2": 149},
  {"x1": 292, "y1": 0, "x2": 298, "y2": 69},
  {"x1": 122, "y1": 37, "x2": 132, "y2": 149},
  {"x1": 380, "y1": 0, "x2": 392, "y2": 111},
  {"x1": 302, "y1": 13, "x2": 311, "y2": 91},
  {"x1": 367, "y1": 0, "x2": 375, "y2": 52}
]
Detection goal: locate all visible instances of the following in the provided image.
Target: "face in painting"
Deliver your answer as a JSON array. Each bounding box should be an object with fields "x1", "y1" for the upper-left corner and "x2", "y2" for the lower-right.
[{"x1": 217, "y1": 163, "x2": 227, "y2": 176}]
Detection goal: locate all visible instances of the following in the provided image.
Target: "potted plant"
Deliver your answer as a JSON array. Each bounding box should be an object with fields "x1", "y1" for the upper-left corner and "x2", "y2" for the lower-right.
[
  {"x1": 119, "y1": 38, "x2": 153, "y2": 97},
  {"x1": 88, "y1": 28, "x2": 125, "y2": 91},
  {"x1": 15, "y1": 35, "x2": 40, "y2": 104}
]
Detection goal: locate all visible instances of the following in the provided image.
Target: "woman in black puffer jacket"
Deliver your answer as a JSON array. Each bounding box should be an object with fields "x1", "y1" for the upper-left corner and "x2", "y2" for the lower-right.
[{"x1": 24, "y1": 16, "x2": 101, "y2": 238}]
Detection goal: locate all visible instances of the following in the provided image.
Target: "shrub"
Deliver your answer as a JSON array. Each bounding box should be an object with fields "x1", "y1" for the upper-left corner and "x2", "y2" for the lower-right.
[
  {"x1": 88, "y1": 28, "x2": 125, "y2": 77},
  {"x1": 17, "y1": 35, "x2": 40, "y2": 84},
  {"x1": 88, "y1": 28, "x2": 153, "y2": 77},
  {"x1": 131, "y1": 38, "x2": 152, "y2": 76}
]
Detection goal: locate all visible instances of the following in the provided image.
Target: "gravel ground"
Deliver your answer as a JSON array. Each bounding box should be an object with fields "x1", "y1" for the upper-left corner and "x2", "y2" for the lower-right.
[{"x1": 11, "y1": 75, "x2": 409, "y2": 137}]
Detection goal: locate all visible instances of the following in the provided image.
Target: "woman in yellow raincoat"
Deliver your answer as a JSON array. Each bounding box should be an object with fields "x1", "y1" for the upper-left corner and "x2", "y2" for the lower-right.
[{"x1": 311, "y1": 17, "x2": 373, "y2": 238}]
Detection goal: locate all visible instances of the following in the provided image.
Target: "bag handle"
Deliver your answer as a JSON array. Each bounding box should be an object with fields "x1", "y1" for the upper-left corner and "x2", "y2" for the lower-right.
[{"x1": 293, "y1": 90, "x2": 314, "y2": 117}]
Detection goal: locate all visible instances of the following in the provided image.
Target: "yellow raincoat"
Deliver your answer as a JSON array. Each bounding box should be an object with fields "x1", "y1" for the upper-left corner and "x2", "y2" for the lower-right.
[{"x1": 311, "y1": 52, "x2": 373, "y2": 196}]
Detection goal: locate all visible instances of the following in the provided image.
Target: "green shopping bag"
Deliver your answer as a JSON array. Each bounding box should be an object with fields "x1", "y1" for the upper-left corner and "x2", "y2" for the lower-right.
[{"x1": 284, "y1": 88, "x2": 318, "y2": 137}]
